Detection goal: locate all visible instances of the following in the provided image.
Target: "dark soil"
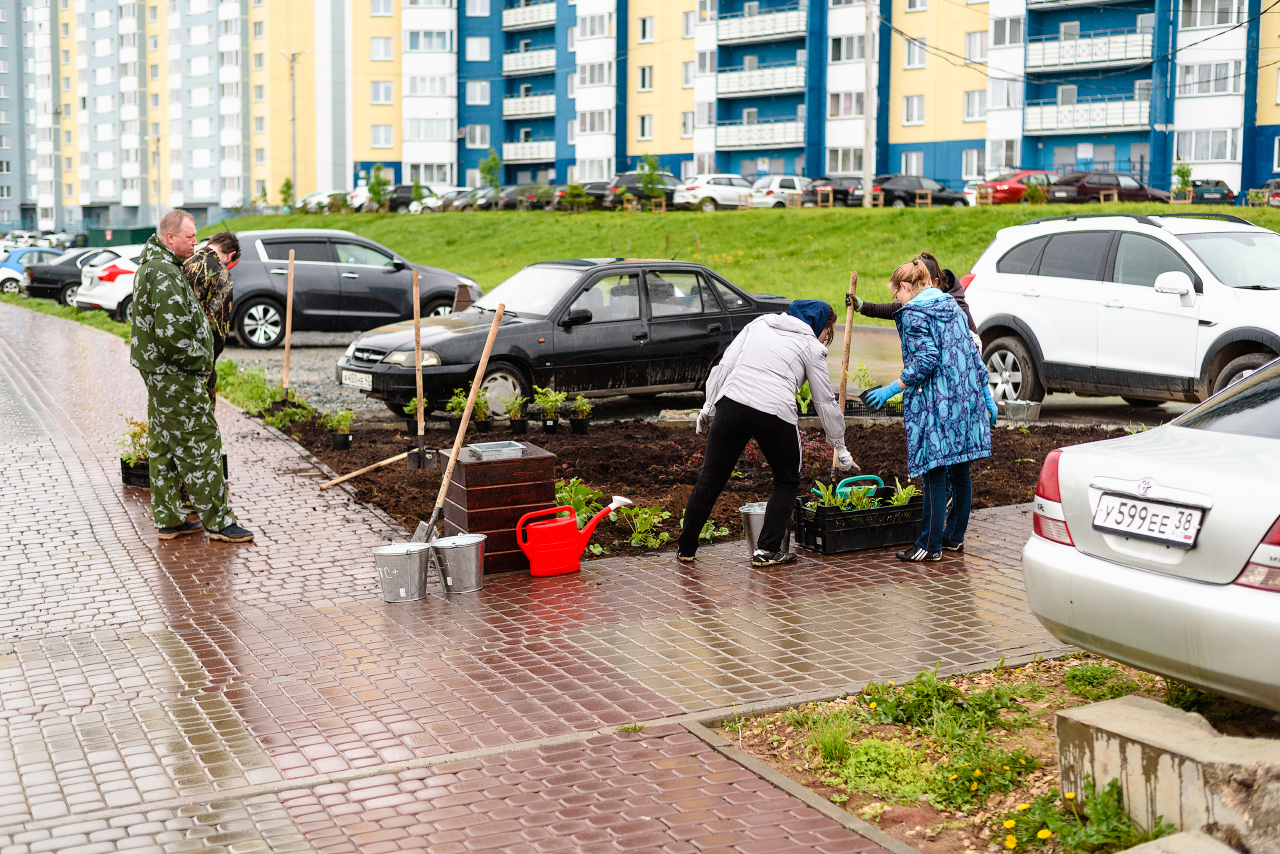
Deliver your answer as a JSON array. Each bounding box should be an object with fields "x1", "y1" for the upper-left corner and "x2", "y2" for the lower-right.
[{"x1": 288, "y1": 417, "x2": 1120, "y2": 558}]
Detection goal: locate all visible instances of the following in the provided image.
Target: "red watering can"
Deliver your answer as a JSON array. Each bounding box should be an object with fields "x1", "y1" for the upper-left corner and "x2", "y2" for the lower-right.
[{"x1": 517, "y1": 496, "x2": 631, "y2": 577}]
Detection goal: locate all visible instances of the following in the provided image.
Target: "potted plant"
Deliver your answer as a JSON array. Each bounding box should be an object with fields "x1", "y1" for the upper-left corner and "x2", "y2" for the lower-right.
[
  {"x1": 403, "y1": 397, "x2": 424, "y2": 433},
  {"x1": 500, "y1": 393, "x2": 529, "y2": 435},
  {"x1": 532, "y1": 385, "x2": 567, "y2": 434},
  {"x1": 569, "y1": 394, "x2": 592, "y2": 435},
  {"x1": 794, "y1": 476, "x2": 923, "y2": 555},
  {"x1": 117, "y1": 416, "x2": 150, "y2": 487},
  {"x1": 444, "y1": 387, "x2": 468, "y2": 432},
  {"x1": 472, "y1": 384, "x2": 493, "y2": 433},
  {"x1": 323, "y1": 409, "x2": 354, "y2": 450}
]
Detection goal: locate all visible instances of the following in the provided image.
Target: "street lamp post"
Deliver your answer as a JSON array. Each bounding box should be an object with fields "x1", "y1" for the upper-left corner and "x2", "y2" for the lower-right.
[{"x1": 280, "y1": 49, "x2": 312, "y2": 208}]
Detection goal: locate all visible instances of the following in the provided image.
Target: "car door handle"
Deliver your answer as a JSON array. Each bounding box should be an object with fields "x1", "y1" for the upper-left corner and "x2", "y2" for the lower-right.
[
  {"x1": 270, "y1": 268, "x2": 288, "y2": 275},
  {"x1": 707, "y1": 323, "x2": 722, "y2": 333},
  {"x1": 633, "y1": 331, "x2": 649, "y2": 341},
  {"x1": 1022, "y1": 288, "x2": 1039, "y2": 297},
  {"x1": 1103, "y1": 299, "x2": 1124, "y2": 308},
  {"x1": 341, "y1": 272, "x2": 359, "y2": 278}
]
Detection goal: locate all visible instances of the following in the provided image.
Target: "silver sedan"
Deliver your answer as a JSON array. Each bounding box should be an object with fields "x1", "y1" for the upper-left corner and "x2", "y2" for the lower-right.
[{"x1": 1022, "y1": 356, "x2": 1280, "y2": 712}]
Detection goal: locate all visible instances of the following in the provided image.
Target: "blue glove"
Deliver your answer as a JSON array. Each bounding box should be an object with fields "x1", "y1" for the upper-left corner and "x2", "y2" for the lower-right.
[
  {"x1": 983, "y1": 385, "x2": 998, "y2": 426},
  {"x1": 865, "y1": 384, "x2": 900, "y2": 410}
]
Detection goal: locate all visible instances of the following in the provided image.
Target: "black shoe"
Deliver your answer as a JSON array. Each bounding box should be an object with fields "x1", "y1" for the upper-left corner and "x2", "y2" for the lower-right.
[
  {"x1": 751, "y1": 550, "x2": 798, "y2": 568},
  {"x1": 897, "y1": 547, "x2": 942, "y2": 562},
  {"x1": 942, "y1": 540, "x2": 965, "y2": 553},
  {"x1": 158, "y1": 520, "x2": 203, "y2": 540},
  {"x1": 676, "y1": 553, "x2": 697, "y2": 564},
  {"x1": 209, "y1": 524, "x2": 255, "y2": 543}
]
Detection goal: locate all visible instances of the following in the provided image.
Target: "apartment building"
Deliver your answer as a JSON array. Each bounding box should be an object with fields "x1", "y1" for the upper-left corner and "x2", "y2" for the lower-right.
[{"x1": 0, "y1": 0, "x2": 36, "y2": 229}]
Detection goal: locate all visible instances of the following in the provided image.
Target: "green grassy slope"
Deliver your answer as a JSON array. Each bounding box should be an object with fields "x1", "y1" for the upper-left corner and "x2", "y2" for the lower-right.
[{"x1": 204, "y1": 205, "x2": 1280, "y2": 318}]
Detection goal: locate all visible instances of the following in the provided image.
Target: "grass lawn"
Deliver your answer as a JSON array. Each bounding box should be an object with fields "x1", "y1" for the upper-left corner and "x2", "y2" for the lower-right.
[
  {"x1": 202, "y1": 204, "x2": 1280, "y2": 315},
  {"x1": 0, "y1": 293, "x2": 130, "y2": 338}
]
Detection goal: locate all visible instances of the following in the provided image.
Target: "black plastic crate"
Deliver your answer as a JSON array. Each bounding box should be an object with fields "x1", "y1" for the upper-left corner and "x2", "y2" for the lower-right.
[
  {"x1": 120, "y1": 455, "x2": 229, "y2": 489},
  {"x1": 794, "y1": 487, "x2": 924, "y2": 555}
]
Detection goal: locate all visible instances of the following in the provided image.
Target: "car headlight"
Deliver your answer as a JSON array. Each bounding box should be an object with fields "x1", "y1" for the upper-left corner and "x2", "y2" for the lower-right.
[
  {"x1": 343, "y1": 341, "x2": 358, "y2": 358},
  {"x1": 456, "y1": 276, "x2": 477, "y2": 288},
  {"x1": 383, "y1": 349, "x2": 441, "y2": 367}
]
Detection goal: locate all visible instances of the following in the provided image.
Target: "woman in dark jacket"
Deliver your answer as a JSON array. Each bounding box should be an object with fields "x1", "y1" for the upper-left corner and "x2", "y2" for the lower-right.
[{"x1": 855, "y1": 252, "x2": 978, "y2": 336}]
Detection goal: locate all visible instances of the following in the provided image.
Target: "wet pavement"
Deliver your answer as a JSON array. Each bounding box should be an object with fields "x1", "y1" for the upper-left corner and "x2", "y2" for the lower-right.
[{"x1": 0, "y1": 303, "x2": 1072, "y2": 852}]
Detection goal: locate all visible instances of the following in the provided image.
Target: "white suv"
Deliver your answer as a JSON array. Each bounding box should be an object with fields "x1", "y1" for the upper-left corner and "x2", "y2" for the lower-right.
[
  {"x1": 965, "y1": 213, "x2": 1280, "y2": 406},
  {"x1": 750, "y1": 175, "x2": 806, "y2": 208},
  {"x1": 673, "y1": 174, "x2": 755, "y2": 211}
]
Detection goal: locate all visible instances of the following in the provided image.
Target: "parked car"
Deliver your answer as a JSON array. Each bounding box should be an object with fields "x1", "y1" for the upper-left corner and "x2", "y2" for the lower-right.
[
  {"x1": 977, "y1": 170, "x2": 1061, "y2": 205},
  {"x1": 299, "y1": 190, "x2": 346, "y2": 212},
  {"x1": 1048, "y1": 172, "x2": 1170, "y2": 204},
  {"x1": 1022, "y1": 356, "x2": 1280, "y2": 712},
  {"x1": 1188, "y1": 179, "x2": 1235, "y2": 205},
  {"x1": 0, "y1": 247, "x2": 64, "y2": 294},
  {"x1": 869, "y1": 174, "x2": 967, "y2": 208},
  {"x1": 800, "y1": 176, "x2": 862, "y2": 207},
  {"x1": 19, "y1": 247, "x2": 115, "y2": 305},
  {"x1": 387, "y1": 184, "x2": 420, "y2": 212},
  {"x1": 334, "y1": 258, "x2": 791, "y2": 414},
  {"x1": 1257, "y1": 178, "x2": 1280, "y2": 207},
  {"x1": 602, "y1": 171, "x2": 682, "y2": 209},
  {"x1": 427, "y1": 188, "x2": 474, "y2": 212},
  {"x1": 964, "y1": 211, "x2": 1280, "y2": 407},
  {"x1": 750, "y1": 175, "x2": 807, "y2": 208},
  {"x1": 73, "y1": 247, "x2": 144, "y2": 321},
  {"x1": 674, "y1": 174, "x2": 756, "y2": 211},
  {"x1": 549, "y1": 181, "x2": 611, "y2": 210},
  {"x1": 962, "y1": 180, "x2": 983, "y2": 207}
]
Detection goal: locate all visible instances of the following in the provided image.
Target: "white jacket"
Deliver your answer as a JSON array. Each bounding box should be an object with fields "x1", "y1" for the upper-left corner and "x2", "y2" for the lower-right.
[{"x1": 703, "y1": 313, "x2": 847, "y2": 452}]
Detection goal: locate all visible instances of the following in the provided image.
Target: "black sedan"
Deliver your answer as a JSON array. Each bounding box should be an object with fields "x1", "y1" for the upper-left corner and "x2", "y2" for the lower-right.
[
  {"x1": 601, "y1": 172, "x2": 683, "y2": 210},
  {"x1": 870, "y1": 175, "x2": 967, "y2": 207},
  {"x1": 802, "y1": 176, "x2": 861, "y2": 207},
  {"x1": 334, "y1": 259, "x2": 791, "y2": 414},
  {"x1": 19, "y1": 247, "x2": 115, "y2": 304}
]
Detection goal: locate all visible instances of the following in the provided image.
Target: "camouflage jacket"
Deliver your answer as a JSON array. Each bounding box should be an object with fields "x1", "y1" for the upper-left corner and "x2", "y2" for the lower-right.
[
  {"x1": 129, "y1": 235, "x2": 214, "y2": 375},
  {"x1": 182, "y1": 245, "x2": 233, "y2": 357}
]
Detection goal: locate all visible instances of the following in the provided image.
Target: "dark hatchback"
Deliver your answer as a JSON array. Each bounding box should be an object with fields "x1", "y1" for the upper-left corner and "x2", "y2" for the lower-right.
[
  {"x1": 1189, "y1": 179, "x2": 1235, "y2": 204},
  {"x1": 334, "y1": 259, "x2": 791, "y2": 413},
  {"x1": 228, "y1": 229, "x2": 479, "y2": 348},
  {"x1": 601, "y1": 172, "x2": 683, "y2": 209},
  {"x1": 870, "y1": 174, "x2": 967, "y2": 207},
  {"x1": 801, "y1": 176, "x2": 861, "y2": 206},
  {"x1": 18, "y1": 247, "x2": 110, "y2": 304},
  {"x1": 1047, "y1": 172, "x2": 1171, "y2": 203}
]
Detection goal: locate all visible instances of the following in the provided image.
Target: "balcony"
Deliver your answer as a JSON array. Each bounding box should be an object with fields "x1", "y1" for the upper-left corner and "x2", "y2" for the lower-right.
[
  {"x1": 503, "y1": 140, "x2": 557, "y2": 162},
  {"x1": 503, "y1": 94, "x2": 557, "y2": 118},
  {"x1": 715, "y1": 118, "x2": 805, "y2": 148},
  {"x1": 1023, "y1": 96, "x2": 1150, "y2": 134},
  {"x1": 716, "y1": 63, "x2": 805, "y2": 98},
  {"x1": 716, "y1": 6, "x2": 806, "y2": 44},
  {"x1": 503, "y1": 48, "x2": 557, "y2": 76},
  {"x1": 502, "y1": 0, "x2": 556, "y2": 31},
  {"x1": 1028, "y1": 0, "x2": 1137, "y2": 8},
  {"x1": 1026, "y1": 29, "x2": 1152, "y2": 71}
]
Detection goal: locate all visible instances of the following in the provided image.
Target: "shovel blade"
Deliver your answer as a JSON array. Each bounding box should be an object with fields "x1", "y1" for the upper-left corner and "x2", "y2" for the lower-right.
[{"x1": 406, "y1": 448, "x2": 436, "y2": 470}]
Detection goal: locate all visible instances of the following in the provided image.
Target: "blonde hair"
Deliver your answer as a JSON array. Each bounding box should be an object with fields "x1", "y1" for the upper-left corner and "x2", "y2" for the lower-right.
[{"x1": 890, "y1": 259, "x2": 932, "y2": 296}]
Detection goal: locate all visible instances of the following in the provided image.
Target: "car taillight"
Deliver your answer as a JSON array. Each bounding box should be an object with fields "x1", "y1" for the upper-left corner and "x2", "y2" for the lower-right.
[
  {"x1": 814, "y1": 185, "x2": 832, "y2": 191},
  {"x1": 1032, "y1": 448, "x2": 1074, "y2": 546},
  {"x1": 685, "y1": 185, "x2": 700, "y2": 191},
  {"x1": 97, "y1": 264, "x2": 131, "y2": 282},
  {"x1": 1236, "y1": 516, "x2": 1280, "y2": 592},
  {"x1": 960, "y1": 273, "x2": 975, "y2": 290},
  {"x1": 872, "y1": 186, "x2": 881, "y2": 193},
  {"x1": 765, "y1": 189, "x2": 774, "y2": 195}
]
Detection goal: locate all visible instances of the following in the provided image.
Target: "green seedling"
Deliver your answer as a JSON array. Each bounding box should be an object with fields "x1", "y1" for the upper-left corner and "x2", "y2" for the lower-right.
[
  {"x1": 555, "y1": 478, "x2": 604, "y2": 527},
  {"x1": 570, "y1": 394, "x2": 593, "y2": 419},
  {"x1": 888, "y1": 478, "x2": 921, "y2": 506},
  {"x1": 617, "y1": 722, "x2": 646, "y2": 733},
  {"x1": 795, "y1": 380, "x2": 813, "y2": 415},
  {"x1": 116, "y1": 416, "x2": 149, "y2": 466},
  {"x1": 532, "y1": 385, "x2": 568, "y2": 418},
  {"x1": 612, "y1": 506, "x2": 672, "y2": 548},
  {"x1": 322, "y1": 409, "x2": 354, "y2": 433},
  {"x1": 445, "y1": 388, "x2": 468, "y2": 416}
]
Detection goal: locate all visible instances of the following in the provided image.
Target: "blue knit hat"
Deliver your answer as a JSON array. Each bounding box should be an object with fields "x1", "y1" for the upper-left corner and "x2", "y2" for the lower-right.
[{"x1": 787, "y1": 300, "x2": 834, "y2": 338}]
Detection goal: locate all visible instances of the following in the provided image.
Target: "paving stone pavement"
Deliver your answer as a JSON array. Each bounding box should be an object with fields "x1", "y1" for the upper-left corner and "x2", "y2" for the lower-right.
[{"x1": 0, "y1": 304, "x2": 1072, "y2": 853}]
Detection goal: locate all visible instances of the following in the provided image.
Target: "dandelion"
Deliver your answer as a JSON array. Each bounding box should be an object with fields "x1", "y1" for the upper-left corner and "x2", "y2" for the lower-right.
[
  {"x1": 1064, "y1": 792, "x2": 1075, "y2": 800},
  {"x1": 1037, "y1": 829, "x2": 1052, "y2": 840},
  {"x1": 887, "y1": 681, "x2": 895, "y2": 687},
  {"x1": 1005, "y1": 835, "x2": 1017, "y2": 849},
  {"x1": 950, "y1": 774, "x2": 958, "y2": 780},
  {"x1": 1019, "y1": 759, "x2": 1026, "y2": 765},
  {"x1": 1003, "y1": 820, "x2": 1016, "y2": 829},
  {"x1": 973, "y1": 770, "x2": 982, "y2": 777},
  {"x1": 1003, "y1": 766, "x2": 1010, "y2": 771},
  {"x1": 1016, "y1": 804, "x2": 1030, "y2": 811},
  {"x1": 970, "y1": 782, "x2": 979, "y2": 791},
  {"x1": 869, "y1": 702, "x2": 877, "y2": 709}
]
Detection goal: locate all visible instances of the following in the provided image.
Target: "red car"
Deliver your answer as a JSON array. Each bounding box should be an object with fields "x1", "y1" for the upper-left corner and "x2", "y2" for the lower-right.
[{"x1": 978, "y1": 170, "x2": 1060, "y2": 204}]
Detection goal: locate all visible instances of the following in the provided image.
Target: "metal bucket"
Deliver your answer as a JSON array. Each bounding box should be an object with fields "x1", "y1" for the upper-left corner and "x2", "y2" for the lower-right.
[
  {"x1": 373, "y1": 542, "x2": 432, "y2": 603},
  {"x1": 431, "y1": 533, "x2": 487, "y2": 594},
  {"x1": 739, "y1": 502, "x2": 791, "y2": 556},
  {"x1": 1001, "y1": 400, "x2": 1042, "y2": 422}
]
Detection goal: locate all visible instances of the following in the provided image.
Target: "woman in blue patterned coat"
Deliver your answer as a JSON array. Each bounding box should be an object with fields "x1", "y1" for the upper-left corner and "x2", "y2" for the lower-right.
[{"x1": 865, "y1": 260, "x2": 998, "y2": 562}]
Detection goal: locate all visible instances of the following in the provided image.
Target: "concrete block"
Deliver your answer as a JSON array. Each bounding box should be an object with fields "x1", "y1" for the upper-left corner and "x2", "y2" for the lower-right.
[
  {"x1": 1057, "y1": 696, "x2": 1280, "y2": 853},
  {"x1": 1121, "y1": 831, "x2": 1240, "y2": 854}
]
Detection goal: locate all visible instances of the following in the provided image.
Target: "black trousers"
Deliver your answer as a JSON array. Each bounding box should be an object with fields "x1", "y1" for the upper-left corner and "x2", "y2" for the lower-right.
[{"x1": 679, "y1": 397, "x2": 801, "y2": 556}]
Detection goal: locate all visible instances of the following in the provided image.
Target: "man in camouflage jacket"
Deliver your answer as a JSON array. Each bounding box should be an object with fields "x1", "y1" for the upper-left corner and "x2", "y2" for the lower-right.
[{"x1": 130, "y1": 209, "x2": 254, "y2": 543}]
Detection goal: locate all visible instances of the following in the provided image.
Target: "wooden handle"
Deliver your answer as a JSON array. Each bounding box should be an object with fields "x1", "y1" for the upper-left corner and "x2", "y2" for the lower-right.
[
  {"x1": 429, "y1": 305, "x2": 505, "y2": 528},
  {"x1": 282, "y1": 249, "x2": 295, "y2": 390},
  {"x1": 319, "y1": 451, "x2": 410, "y2": 490},
  {"x1": 413, "y1": 270, "x2": 424, "y2": 438},
  {"x1": 833, "y1": 272, "x2": 857, "y2": 467}
]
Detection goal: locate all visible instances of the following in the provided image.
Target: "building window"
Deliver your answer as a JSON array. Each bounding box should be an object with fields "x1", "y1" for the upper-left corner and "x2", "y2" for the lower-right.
[
  {"x1": 466, "y1": 0, "x2": 490, "y2": 14},
  {"x1": 903, "y1": 94, "x2": 923, "y2": 125},
  {"x1": 989, "y1": 139, "x2": 1018, "y2": 169},
  {"x1": 253, "y1": 52, "x2": 264, "y2": 69},
  {"x1": 990, "y1": 78, "x2": 1022, "y2": 108},
  {"x1": 963, "y1": 89, "x2": 986, "y2": 120},
  {"x1": 962, "y1": 148, "x2": 985, "y2": 179},
  {"x1": 637, "y1": 114, "x2": 653, "y2": 140},
  {"x1": 901, "y1": 151, "x2": 923, "y2": 175},
  {"x1": 676, "y1": 111, "x2": 692, "y2": 137},
  {"x1": 254, "y1": 148, "x2": 265, "y2": 164},
  {"x1": 578, "y1": 13, "x2": 612, "y2": 37},
  {"x1": 697, "y1": 50, "x2": 715, "y2": 74},
  {"x1": 409, "y1": 75, "x2": 450, "y2": 95},
  {"x1": 1057, "y1": 84, "x2": 1077, "y2": 105},
  {"x1": 965, "y1": 31, "x2": 987, "y2": 62},
  {"x1": 465, "y1": 37, "x2": 490, "y2": 61},
  {"x1": 372, "y1": 125, "x2": 393, "y2": 148},
  {"x1": 830, "y1": 34, "x2": 871, "y2": 61},
  {"x1": 372, "y1": 81, "x2": 393, "y2": 104},
  {"x1": 577, "y1": 109, "x2": 612, "y2": 133},
  {"x1": 1177, "y1": 62, "x2": 1242, "y2": 95},
  {"x1": 683, "y1": 10, "x2": 696, "y2": 37},
  {"x1": 683, "y1": 61, "x2": 694, "y2": 87},
  {"x1": 577, "y1": 61, "x2": 614, "y2": 85},
  {"x1": 254, "y1": 116, "x2": 265, "y2": 133},
  {"x1": 827, "y1": 147, "x2": 863, "y2": 174},
  {"x1": 828, "y1": 92, "x2": 864, "y2": 117},
  {"x1": 406, "y1": 119, "x2": 454, "y2": 140},
  {"x1": 638, "y1": 16, "x2": 654, "y2": 42},
  {"x1": 567, "y1": 119, "x2": 576, "y2": 143},
  {"x1": 991, "y1": 16, "x2": 1023, "y2": 46},
  {"x1": 1273, "y1": 137, "x2": 1280, "y2": 170},
  {"x1": 576, "y1": 158, "x2": 614, "y2": 181},
  {"x1": 1175, "y1": 128, "x2": 1238, "y2": 161},
  {"x1": 465, "y1": 80, "x2": 490, "y2": 104},
  {"x1": 465, "y1": 124, "x2": 490, "y2": 148},
  {"x1": 638, "y1": 66, "x2": 653, "y2": 91},
  {"x1": 1181, "y1": 0, "x2": 1243, "y2": 28},
  {"x1": 905, "y1": 0, "x2": 925, "y2": 10},
  {"x1": 252, "y1": 20, "x2": 264, "y2": 38},
  {"x1": 905, "y1": 39, "x2": 926, "y2": 68},
  {"x1": 372, "y1": 0, "x2": 392, "y2": 14},
  {"x1": 253, "y1": 85, "x2": 265, "y2": 101}
]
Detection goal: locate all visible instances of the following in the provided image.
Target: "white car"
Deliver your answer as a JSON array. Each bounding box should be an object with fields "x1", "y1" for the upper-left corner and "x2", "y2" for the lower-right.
[
  {"x1": 348, "y1": 186, "x2": 373, "y2": 211},
  {"x1": 962, "y1": 180, "x2": 982, "y2": 207},
  {"x1": 964, "y1": 212, "x2": 1280, "y2": 406},
  {"x1": 673, "y1": 174, "x2": 756, "y2": 212},
  {"x1": 74, "y1": 244, "x2": 145, "y2": 321},
  {"x1": 299, "y1": 190, "x2": 346, "y2": 212},
  {"x1": 420, "y1": 186, "x2": 469, "y2": 212},
  {"x1": 1023, "y1": 357, "x2": 1280, "y2": 712},
  {"x1": 750, "y1": 175, "x2": 806, "y2": 208}
]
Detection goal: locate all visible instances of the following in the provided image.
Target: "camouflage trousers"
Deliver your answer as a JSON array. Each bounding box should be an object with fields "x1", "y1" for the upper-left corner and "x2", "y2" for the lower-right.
[{"x1": 142, "y1": 371, "x2": 235, "y2": 531}]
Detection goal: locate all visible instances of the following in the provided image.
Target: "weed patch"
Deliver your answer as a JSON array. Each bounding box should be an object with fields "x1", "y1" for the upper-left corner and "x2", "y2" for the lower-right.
[
  {"x1": 1063, "y1": 664, "x2": 1140, "y2": 701},
  {"x1": 997, "y1": 777, "x2": 1174, "y2": 853}
]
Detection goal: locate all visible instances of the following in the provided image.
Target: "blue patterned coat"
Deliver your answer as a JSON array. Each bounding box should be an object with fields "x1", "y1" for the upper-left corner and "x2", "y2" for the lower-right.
[{"x1": 894, "y1": 291, "x2": 992, "y2": 478}]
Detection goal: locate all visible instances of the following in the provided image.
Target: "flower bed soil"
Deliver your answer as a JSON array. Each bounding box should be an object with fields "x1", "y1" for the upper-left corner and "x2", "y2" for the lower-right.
[{"x1": 289, "y1": 418, "x2": 1119, "y2": 558}]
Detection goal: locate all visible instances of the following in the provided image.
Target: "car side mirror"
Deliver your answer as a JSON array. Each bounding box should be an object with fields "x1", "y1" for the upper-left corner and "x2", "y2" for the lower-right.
[
  {"x1": 392, "y1": 259, "x2": 407, "y2": 272},
  {"x1": 560, "y1": 308, "x2": 592, "y2": 327},
  {"x1": 1154, "y1": 271, "x2": 1195, "y2": 306}
]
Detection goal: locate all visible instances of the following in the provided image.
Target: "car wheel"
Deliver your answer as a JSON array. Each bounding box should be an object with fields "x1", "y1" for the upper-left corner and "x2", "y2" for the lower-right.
[
  {"x1": 891, "y1": 199, "x2": 906, "y2": 209},
  {"x1": 1, "y1": 277, "x2": 19, "y2": 294},
  {"x1": 61, "y1": 283, "x2": 80, "y2": 306},
  {"x1": 235, "y1": 297, "x2": 286, "y2": 348},
  {"x1": 699, "y1": 197, "x2": 719, "y2": 213},
  {"x1": 833, "y1": 200, "x2": 846, "y2": 207},
  {"x1": 480, "y1": 360, "x2": 529, "y2": 416},
  {"x1": 953, "y1": 200, "x2": 966, "y2": 208},
  {"x1": 983, "y1": 336, "x2": 1045, "y2": 403},
  {"x1": 424, "y1": 298, "x2": 453, "y2": 318},
  {"x1": 1121, "y1": 396, "x2": 1163, "y2": 408},
  {"x1": 114, "y1": 296, "x2": 132, "y2": 324},
  {"x1": 1213, "y1": 352, "x2": 1272, "y2": 394},
  {"x1": 772, "y1": 202, "x2": 785, "y2": 208}
]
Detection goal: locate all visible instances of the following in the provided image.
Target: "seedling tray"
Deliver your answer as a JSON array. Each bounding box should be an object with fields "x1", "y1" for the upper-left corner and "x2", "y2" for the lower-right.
[{"x1": 794, "y1": 487, "x2": 923, "y2": 554}]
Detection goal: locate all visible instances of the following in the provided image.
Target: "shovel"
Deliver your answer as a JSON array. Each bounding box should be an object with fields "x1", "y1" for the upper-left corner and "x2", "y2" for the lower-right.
[
  {"x1": 407, "y1": 270, "x2": 430, "y2": 470},
  {"x1": 829, "y1": 271, "x2": 857, "y2": 483},
  {"x1": 265, "y1": 249, "x2": 299, "y2": 415}
]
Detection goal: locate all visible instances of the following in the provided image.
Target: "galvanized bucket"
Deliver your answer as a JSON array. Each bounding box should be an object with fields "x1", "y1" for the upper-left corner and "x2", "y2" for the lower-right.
[
  {"x1": 1002, "y1": 400, "x2": 1042, "y2": 422},
  {"x1": 373, "y1": 542, "x2": 432, "y2": 603},
  {"x1": 431, "y1": 533, "x2": 487, "y2": 594},
  {"x1": 739, "y1": 502, "x2": 791, "y2": 557}
]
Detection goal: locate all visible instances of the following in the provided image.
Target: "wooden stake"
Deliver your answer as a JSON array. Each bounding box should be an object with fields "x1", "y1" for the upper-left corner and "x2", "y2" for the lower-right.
[
  {"x1": 664, "y1": 233, "x2": 670, "y2": 254},
  {"x1": 610, "y1": 235, "x2": 616, "y2": 253},
  {"x1": 695, "y1": 231, "x2": 701, "y2": 250},
  {"x1": 413, "y1": 270, "x2": 424, "y2": 449},
  {"x1": 281, "y1": 249, "x2": 295, "y2": 393},
  {"x1": 626, "y1": 238, "x2": 632, "y2": 253},
  {"x1": 832, "y1": 272, "x2": 858, "y2": 473}
]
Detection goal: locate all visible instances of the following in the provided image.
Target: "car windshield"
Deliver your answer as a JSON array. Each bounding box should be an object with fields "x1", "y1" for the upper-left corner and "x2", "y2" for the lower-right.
[
  {"x1": 751, "y1": 177, "x2": 773, "y2": 190},
  {"x1": 992, "y1": 173, "x2": 1020, "y2": 182},
  {"x1": 1176, "y1": 358, "x2": 1280, "y2": 440},
  {"x1": 1180, "y1": 232, "x2": 1280, "y2": 289},
  {"x1": 471, "y1": 265, "x2": 585, "y2": 317}
]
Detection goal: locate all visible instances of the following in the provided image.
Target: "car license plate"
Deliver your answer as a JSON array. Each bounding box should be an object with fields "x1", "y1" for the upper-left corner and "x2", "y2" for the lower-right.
[
  {"x1": 1054, "y1": 191, "x2": 1068, "y2": 197},
  {"x1": 1203, "y1": 193, "x2": 1220, "y2": 198},
  {"x1": 1092, "y1": 494, "x2": 1203, "y2": 549},
  {"x1": 341, "y1": 370, "x2": 372, "y2": 390}
]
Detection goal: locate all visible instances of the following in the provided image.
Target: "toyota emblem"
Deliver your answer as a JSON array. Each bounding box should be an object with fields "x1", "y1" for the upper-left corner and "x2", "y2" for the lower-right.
[{"x1": 1137, "y1": 478, "x2": 1153, "y2": 496}]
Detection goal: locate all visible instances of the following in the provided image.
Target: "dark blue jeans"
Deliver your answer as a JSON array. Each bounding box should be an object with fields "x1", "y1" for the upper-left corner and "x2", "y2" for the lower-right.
[{"x1": 917, "y1": 462, "x2": 972, "y2": 553}]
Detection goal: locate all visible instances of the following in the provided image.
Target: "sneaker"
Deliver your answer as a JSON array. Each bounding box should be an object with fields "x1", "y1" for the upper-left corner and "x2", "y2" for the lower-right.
[
  {"x1": 676, "y1": 553, "x2": 697, "y2": 564},
  {"x1": 751, "y1": 550, "x2": 798, "y2": 568},
  {"x1": 158, "y1": 520, "x2": 203, "y2": 540},
  {"x1": 897, "y1": 546, "x2": 942, "y2": 562},
  {"x1": 209, "y1": 523, "x2": 255, "y2": 543},
  {"x1": 942, "y1": 540, "x2": 965, "y2": 553}
]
